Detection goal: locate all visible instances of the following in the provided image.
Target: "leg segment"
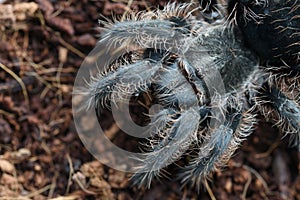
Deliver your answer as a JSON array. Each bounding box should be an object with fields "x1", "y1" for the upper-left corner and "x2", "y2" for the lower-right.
[
  {"x1": 87, "y1": 59, "x2": 162, "y2": 110},
  {"x1": 131, "y1": 106, "x2": 204, "y2": 188},
  {"x1": 99, "y1": 3, "x2": 203, "y2": 52},
  {"x1": 252, "y1": 66, "x2": 300, "y2": 150},
  {"x1": 257, "y1": 81, "x2": 300, "y2": 149},
  {"x1": 131, "y1": 58, "x2": 211, "y2": 188},
  {"x1": 179, "y1": 96, "x2": 256, "y2": 188}
]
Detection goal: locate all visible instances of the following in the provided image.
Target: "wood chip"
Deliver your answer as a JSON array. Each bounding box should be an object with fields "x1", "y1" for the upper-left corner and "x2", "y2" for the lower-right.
[
  {"x1": 13, "y1": 2, "x2": 39, "y2": 21},
  {"x1": 0, "y1": 159, "x2": 15, "y2": 174},
  {"x1": 46, "y1": 16, "x2": 75, "y2": 35},
  {"x1": 0, "y1": 4, "x2": 15, "y2": 28},
  {"x1": 77, "y1": 34, "x2": 97, "y2": 47}
]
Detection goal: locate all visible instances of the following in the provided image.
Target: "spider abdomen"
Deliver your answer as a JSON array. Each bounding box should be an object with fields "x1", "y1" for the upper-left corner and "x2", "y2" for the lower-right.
[{"x1": 229, "y1": 0, "x2": 300, "y2": 65}]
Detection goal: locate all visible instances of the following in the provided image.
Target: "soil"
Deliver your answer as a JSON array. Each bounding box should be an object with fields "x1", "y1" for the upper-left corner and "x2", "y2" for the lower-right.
[{"x1": 0, "y1": 0, "x2": 299, "y2": 200}]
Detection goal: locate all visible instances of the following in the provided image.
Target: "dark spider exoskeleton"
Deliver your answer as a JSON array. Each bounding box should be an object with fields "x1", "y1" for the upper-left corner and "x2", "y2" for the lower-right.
[
  {"x1": 85, "y1": 1, "x2": 300, "y2": 189},
  {"x1": 228, "y1": 0, "x2": 300, "y2": 65}
]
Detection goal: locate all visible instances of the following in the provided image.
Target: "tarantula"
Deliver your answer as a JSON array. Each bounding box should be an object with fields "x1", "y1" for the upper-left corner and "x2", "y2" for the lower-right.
[{"x1": 84, "y1": 0, "x2": 300, "y2": 189}]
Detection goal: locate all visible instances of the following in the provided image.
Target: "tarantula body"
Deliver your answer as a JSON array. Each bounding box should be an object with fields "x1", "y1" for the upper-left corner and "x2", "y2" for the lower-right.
[
  {"x1": 86, "y1": 2, "x2": 300, "y2": 188},
  {"x1": 228, "y1": 0, "x2": 300, "y2": 65},
  {"x1": 229, "y1": 0, "x2": 300, "y2": 142}
]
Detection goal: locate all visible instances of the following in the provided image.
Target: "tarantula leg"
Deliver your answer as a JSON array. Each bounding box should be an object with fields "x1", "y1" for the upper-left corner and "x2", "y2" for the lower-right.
[
  {"x1": 259, "y1": 83, "x2": 300, "y2": 149},
  {"x1": 131, "y1": 58, "x2": 212, "y2": 188},
  {"x1": 110, "y1": 60, "x2": 163, "y2": 104},
  {"x1": 131, "y1": 106, "x2": 203, "y2": 188},
  {"x1": 177, "y1": 59, "x2": 211, "y2": 105},
  {"x1": 147, "y1": 58, "x2": 212, "y2": 148},
  {"x1": 87, "y1": 59, "x2": 162, "y2": 110},
  {"x1": 100, "y1": 20, "x2": 179, "y2": 51},
  {"x1": 147, "y1": 58, "x2": 212, "y2": 150},
  {"x1": 99, "y1": 3, "x2": 200, "y2": 51},
  {"x1": 179, "y1": 97, "x2": 256, "y2": 188},
  {"x1": 151, "y1": 58, "x2": 211, "y2": 108},
  {"x1": 266, "y1": 63, "x2": 300, "y2": 102}
]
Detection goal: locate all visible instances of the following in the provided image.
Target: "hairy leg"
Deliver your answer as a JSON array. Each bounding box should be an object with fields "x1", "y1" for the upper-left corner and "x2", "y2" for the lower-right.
[
  {"x1": 131, "y1": 58, "x2": 211, "y2": 188},
  {"x1": 252, "y1": 66, "x2": 300, "y2": 150},
  {"x1": 179, "y1": 95, "x2": 256, "y2": 188}
]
